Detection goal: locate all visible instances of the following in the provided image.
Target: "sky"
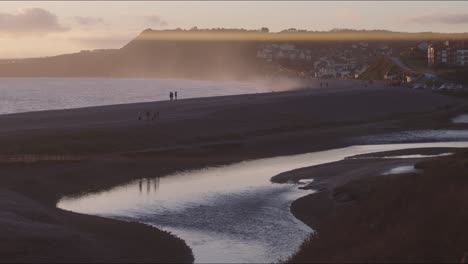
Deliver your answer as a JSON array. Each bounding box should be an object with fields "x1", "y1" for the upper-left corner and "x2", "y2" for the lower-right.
[{"x1": 1, "y1": 1, "x2": 468, "y2": 58}]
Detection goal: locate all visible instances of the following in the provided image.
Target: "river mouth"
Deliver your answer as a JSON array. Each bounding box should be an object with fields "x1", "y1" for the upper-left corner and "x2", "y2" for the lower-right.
[{"x1": 57, "y1": 141, "x2": 468, "y2": 263}]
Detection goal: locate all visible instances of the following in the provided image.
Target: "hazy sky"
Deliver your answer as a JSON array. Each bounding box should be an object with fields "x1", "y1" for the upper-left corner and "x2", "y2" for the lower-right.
[{"x1": 1, "y1": 1, "x2": 468, "y2": 58}]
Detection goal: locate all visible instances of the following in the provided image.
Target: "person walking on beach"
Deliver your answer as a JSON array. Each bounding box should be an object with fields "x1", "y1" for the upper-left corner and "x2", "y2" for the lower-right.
[
  {"x1": 151, "y1": 111, "x2": 159, "y2": 121},
  {"x1": 170, "y1": 92, "x2": 173, "y2": 101},
  {"x1": 145, "y1": 110, "x2": 150, "y2": 121},
  {"x1": 138, "y1": 111, "x2": 142, "y2": 121},
  {"x1": 175, "y1": 91, "x2": 178, "y2": 100}
]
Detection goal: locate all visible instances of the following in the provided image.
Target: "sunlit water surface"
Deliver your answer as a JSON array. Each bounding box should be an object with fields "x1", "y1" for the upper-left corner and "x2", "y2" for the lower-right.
[
  {"x1": 357, "y1": 129, "x2": 468, "y2": 143},
  {"x1": 0, "y1": 78, "x2": 270, "y2": 115},
  {"x1": 382, "y1": 165, "x2": 421, "y2": 175},
  {"x1": 58, "y1": 141, "x2": 468, "y2": 263},
  {"x1": 453, "y1": 114, "x2": 468, "y2": 124}
]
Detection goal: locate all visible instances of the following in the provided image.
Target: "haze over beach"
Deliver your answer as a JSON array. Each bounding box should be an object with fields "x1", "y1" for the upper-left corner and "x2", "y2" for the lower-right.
[{"x1": 2, "y1": 1, "x2": 468, "y2": 263}]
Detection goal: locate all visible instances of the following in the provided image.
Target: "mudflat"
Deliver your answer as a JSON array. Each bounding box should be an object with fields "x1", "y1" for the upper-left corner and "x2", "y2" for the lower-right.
[
  {"x1": 284, "y1": 150, "x2": 468, "y2": 263},
  {"x1": 1, "y1": 81, "x2": 467, "y2": 262}
]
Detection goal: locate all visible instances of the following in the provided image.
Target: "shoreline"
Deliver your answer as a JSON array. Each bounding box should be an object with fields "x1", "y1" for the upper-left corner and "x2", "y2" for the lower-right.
[
  {"x1": 1, "y1": 83, "x2": 468, "y2": 262},
  {"x1": 270, "y1": 147, "x2": 466, "y2": 245}
]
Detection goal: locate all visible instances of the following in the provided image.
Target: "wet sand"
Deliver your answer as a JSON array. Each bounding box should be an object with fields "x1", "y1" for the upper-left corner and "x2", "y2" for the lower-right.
[
  {"x1": 273, "y1": 157, "x2": 424, "y2": 228},
  {"x1": 271, "y1": 148, "x2": 462, "y2": 229},
  {"x1": 0, "y1": 82, "x2": 467, "y2": 262}
]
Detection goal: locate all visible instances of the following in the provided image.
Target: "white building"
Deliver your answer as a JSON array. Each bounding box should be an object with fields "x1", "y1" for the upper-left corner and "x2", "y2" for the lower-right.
[
  {"x1": 456, "y1": 49, "x2": 468, "y2": 66},
  {"x1": 417, "y1": 41, "x2": 429, "y2": 52},
  {"x1": 298, "y1": 51, "x2": 306, "y2": 60},
  {"x1": 279, "y1": 44, "x2": 295, "y2": 51}
]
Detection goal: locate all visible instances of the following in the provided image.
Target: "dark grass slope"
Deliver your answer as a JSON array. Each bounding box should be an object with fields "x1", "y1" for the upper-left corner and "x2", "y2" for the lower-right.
[{"x1": 289, "y1": 150, "x2": 468, "y2": 263}]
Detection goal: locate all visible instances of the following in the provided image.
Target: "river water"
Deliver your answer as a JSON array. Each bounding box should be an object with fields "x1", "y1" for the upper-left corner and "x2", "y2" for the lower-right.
[
  {"x1": 58, "y1": 141, "x2": 468, "y2": 263},
  {"x1": 452, "y1": 114, "x2": 468, "y2": 124}
]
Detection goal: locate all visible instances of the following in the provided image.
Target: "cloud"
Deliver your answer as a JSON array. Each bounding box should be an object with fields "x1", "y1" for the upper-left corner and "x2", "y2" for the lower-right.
[
  {"x1": 145, "y1": 15, "x2": 168, "y2": 27},
  {"x1": 409, "y1": 13, "x2": 468, "y2": 24},
  {"x1": 0, "y1": 8, "x2": 68, "y2": 35},
  {"x1": 73, "y1": 16, "x2": 105, "y2": 27}
]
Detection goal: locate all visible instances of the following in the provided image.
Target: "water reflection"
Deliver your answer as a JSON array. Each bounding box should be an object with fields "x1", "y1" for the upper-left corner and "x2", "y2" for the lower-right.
[
  {"x1": 382, "y1": 165, "x2": 421, "y2": 175},
  {"x1": 58, "y1": 141, "x2": 468, "y2": 263},
  {"x1": 138, "y1": 178, "x2": 160, "y2": 195},
  {"x1": 452, "y1": 114, "x2": 468, "y2": 124},
  {"x1": 357, "y1": 130, "x2": 468, "y2": 144}
]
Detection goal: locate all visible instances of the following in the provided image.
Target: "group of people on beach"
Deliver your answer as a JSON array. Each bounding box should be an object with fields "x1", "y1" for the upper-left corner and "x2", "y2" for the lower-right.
[
  {"x1": 138, "y1": 110, "x2": 160, "y2": 122},
  {"x1": 137, "y1": 91, "x2": 179, "y2": 122},
  {"x1": 362, "y1": 80, "x2": 373, "y2": 88},
  {"x1": 169, "y1": 91, "x2": 178, "y2": 101}
]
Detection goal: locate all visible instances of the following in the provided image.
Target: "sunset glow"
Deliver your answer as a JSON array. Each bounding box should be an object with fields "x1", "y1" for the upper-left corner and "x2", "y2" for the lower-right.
[{"x1": 1, "y1": 1, "x2": 468, "y2": 58}]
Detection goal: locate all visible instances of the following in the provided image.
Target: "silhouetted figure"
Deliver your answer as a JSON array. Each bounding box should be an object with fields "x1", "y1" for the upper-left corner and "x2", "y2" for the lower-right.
[
  {"x1": 138, "y1": 111, "x2": 142, "y2": 121},
  {"x1": 170, "y1": 92, "x2": 173, "y2": 101},
  {"x1": 153, "y1": 177, "x2": 159, "y2": 192},
  {"x1": 151, "y1": 111, "x2": 159, "y2": 121},
  {"x1": 139, "y1": 179, "x2": 142, "y2": 193},
  {"x1": 175, "y1": 91, "x2": 178, "y2": 100},
  {"x1": 145, "y1": 111, "x2": 150, "y2": 121}
]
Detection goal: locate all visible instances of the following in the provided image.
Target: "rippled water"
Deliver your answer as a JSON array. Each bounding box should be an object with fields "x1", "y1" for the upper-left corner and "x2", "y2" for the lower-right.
[
  {"x1": 58, "y1": 141, "x2": 468, "y2": 263},
  {"x1": 382, "y1": 165, "x2": 421, "y2": 175},
  {"x1": 453, "y1": 114, "x2": 468, "y2": 124},
  {"x1": 357, "y1": 129, "x2": 468, "y2": 144},
  {"x1": 0, "y1": 78, "x2": 270, "y2": 115}
]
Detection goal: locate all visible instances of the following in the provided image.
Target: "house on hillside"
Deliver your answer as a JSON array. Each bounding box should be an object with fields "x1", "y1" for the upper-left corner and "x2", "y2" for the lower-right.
[
  {"x1": 406, "y1": 74, "x2": 421, "y2": 83},
  {"x1": 428, "y1": 40, "x2": 468, "y2": 67},
  {"x1": 359, "y1": 42, "x2": 369, "y2": 49},
  {"x1": 417, "y1": 41, "x2": 429, "y2": 52},
  {"x1": 384, "y1": 71, "x2": 399, "y2": 81},
  {"x1": 298, "y1": 51, "x2": 306, "y2": 60},
  {"x1": 279, "y1": 44, "x2": 295, "y2": 51},
  {"x1": 456, "y1": 49, "x2": 468, "y2": 66}
]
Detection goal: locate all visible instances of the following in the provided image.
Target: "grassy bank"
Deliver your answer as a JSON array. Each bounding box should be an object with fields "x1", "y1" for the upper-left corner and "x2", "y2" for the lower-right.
[{"x1": 359, "y1": 56, "x2": 398, "y2": 80}]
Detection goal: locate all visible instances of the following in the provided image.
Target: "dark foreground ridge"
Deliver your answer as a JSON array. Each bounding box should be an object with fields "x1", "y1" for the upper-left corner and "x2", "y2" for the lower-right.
[{"x1": 0, "y1": 189, "x2": 193, "y2": 263}]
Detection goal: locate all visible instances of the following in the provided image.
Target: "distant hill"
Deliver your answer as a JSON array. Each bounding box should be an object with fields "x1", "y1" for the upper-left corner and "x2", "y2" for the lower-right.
[
  {"x1": 117, "y1": 29, "x2": 260, "y2": 79},
  {"x1": 0, "y1": 29, "x2": 261, "y2": 80},
  {"x1": 0, "y1": 29, "x2": 467, "y2": 80}
]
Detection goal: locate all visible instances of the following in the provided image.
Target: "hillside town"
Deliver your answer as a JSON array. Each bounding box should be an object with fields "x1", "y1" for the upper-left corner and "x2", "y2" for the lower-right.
[
  {"x1": 255, "y1": 41, "x2": 392, "y2": 79},
  {"x1": 255, "y1": 39, "x2": 468, "y2": 95}
]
